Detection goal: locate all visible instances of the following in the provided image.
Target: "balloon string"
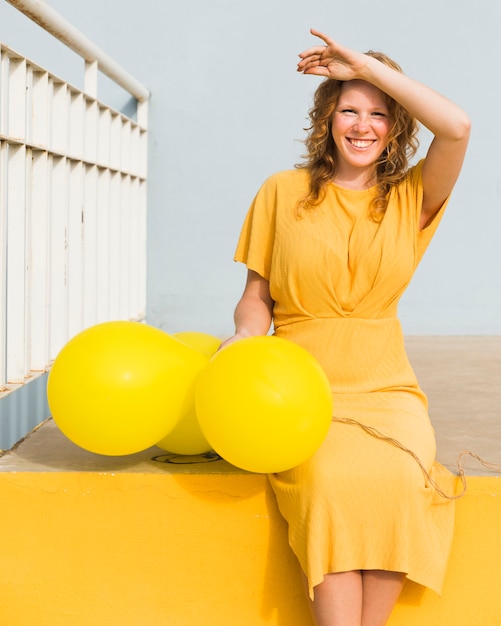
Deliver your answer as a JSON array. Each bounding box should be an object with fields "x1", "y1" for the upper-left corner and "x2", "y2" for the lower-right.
[{"x1": 332, "y1": 416, "x2": 501, "y2": 501}]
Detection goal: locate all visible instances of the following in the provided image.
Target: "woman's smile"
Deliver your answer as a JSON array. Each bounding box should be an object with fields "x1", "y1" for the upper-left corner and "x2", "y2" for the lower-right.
[
  {"x1": 346, "y1": 137, "x2": 378, "y2": 149},
  {"x1": 331, "y1": 79, "x2": 392, "y2": 184}
]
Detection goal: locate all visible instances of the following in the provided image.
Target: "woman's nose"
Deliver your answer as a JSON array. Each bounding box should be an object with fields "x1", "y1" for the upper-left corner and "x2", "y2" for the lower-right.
[{"x1": 353, "y1": 115, "x2": 370, "y2": 133}]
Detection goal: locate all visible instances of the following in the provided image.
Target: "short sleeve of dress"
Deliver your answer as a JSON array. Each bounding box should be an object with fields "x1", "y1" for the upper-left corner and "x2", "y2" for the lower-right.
[
  {"x1": 233, "y1": 174, "x2": 279, "y2": 281},
  {"x1": 408, "y1": 159, "x2": 451, "y2": 263}
]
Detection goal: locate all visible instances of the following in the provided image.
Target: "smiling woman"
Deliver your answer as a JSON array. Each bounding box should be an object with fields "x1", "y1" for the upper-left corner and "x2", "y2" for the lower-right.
[
  {"x1": 221, "y1": 27, "x2": 470, "y2": 626},
  {"x1": 295, "y1": 47, "x2": 421, "y2": 224}
]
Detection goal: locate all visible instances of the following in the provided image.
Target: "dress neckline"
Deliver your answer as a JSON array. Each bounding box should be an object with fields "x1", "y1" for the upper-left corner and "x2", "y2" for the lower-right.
[{"x1": 328, "y1": 180, "x2": 378, "y2": 193}]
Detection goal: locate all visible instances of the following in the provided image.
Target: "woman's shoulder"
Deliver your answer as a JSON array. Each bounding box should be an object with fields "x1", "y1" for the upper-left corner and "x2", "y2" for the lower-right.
[
  {"x1": 400, "y1": 159, "x2": 425, "y2": 188},
  {"x1": 387, "y1": 159, "x2": 426, "y2": 223},
  {"x1": 265, "y1": 168, "x2": 310, "y2": 185},
  {"x1": 259, "y1": 168, "x2": 310, "y2": 193}
]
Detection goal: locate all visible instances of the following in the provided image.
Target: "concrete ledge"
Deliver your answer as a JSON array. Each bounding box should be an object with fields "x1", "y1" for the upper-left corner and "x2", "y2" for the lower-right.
[{"x1": 1, "y1": 419, "x2": 500, "y2": 625}]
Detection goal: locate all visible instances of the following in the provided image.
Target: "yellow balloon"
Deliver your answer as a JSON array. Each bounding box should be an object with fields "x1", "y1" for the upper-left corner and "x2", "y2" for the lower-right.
[
  {"x1": 157, "y1": 331, "x2": 221, "y2": 455},
  {"x1": 173, "y1": 331, "x2": 222, "y2": 357},
  {"x1": 47, "y1": 321, "x2": 207, "y2": 456},
  {"x1": 156, "y1": 331, "x2": 221, "y2": 455},
  {"x1": 156, "y1": 403, "x2": 213, "y2": 455},
  {"x1": 195, "y1": 335, "x2": 333, "y2": 473}
]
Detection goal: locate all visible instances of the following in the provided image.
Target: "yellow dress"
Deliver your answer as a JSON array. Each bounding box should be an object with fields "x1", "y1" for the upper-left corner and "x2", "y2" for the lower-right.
[{"x1": 234, "y1": 162, "x2": 457, "y2": 599}]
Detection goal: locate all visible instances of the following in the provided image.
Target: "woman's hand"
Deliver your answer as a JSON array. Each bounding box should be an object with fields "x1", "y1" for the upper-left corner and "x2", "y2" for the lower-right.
[
  {"x1": 217, "y1": 332, "x2": 250, "y2": 351},
  {"x1": 297, "y1": 29, "x2": 367, "y2": 80},
  {"x1": 218, "y1": 270, "x2": 274, "y2": 352}
]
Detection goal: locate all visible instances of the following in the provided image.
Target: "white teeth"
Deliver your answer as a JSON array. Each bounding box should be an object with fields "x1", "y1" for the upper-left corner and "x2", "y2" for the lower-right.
[{"x1": 349, "y1": 139, "x2": 374, "y2": 148}]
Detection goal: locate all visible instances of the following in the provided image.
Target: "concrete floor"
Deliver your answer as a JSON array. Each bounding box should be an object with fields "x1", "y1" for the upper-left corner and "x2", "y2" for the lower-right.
[
  {"x1": 405, "y1": 336, "x2": 501, "y2": 476},
  {"x1": 0, "y1": 336, "x2": 500, "y2": 477}
]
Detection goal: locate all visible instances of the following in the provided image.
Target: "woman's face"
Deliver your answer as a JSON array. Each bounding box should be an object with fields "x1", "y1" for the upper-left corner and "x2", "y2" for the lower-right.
[{"x1": 331, "y1": 80, "x2": 392, "y2": 177}]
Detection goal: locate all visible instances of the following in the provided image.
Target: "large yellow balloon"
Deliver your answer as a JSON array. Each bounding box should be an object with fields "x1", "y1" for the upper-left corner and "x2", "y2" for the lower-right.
[
  {"x1": 195, "y1": 335, "x2": 333, "y2": 473},
  {"x1": 47, "y1": 321, "x2": 207, "y2": 456},
  {"x1": 155, "y1": 331, "x2": 221, "y2": 455}
]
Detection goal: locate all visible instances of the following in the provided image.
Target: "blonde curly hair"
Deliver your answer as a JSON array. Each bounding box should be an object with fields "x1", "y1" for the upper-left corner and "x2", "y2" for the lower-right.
[{"x1": 296, "y1": 51, "x2": 419, "y2": 221}]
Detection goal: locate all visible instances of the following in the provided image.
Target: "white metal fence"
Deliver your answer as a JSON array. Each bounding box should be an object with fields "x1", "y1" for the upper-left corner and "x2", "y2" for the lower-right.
[{"x1": 0, "y1": 0, "x2": 149, "y2": 399}]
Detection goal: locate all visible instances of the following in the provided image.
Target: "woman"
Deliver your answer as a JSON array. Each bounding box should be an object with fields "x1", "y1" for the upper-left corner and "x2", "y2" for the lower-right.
[{"x1": 222, "y1": 29, "x2": 470, "y2": 626}]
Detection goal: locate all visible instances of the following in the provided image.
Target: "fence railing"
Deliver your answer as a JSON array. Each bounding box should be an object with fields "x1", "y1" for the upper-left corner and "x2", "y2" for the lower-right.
[{"x1": 0, "y1": 0, "x2": 150, "y2": 398}]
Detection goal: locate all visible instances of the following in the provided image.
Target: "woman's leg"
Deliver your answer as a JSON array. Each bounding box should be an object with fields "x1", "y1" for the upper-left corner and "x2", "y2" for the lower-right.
[
  {"x1": 305, "y1": 570, "x2": 405, "y2": 626},
  {"x1": 360, "y1": 570, "x2": 405, "y2": 626},
  {"x1": 307, "y1": 571, "x2": 363, "y2": 626}
]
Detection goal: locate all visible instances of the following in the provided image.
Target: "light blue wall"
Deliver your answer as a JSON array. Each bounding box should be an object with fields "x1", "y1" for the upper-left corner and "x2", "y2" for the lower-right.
[{"x1": 1, "y1": 0, "x2": 500, "y2": 341}]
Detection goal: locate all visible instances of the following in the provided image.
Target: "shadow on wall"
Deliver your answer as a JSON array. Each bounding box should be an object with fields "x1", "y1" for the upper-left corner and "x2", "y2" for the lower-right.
[{"x1": 0, "y1": 374, "x2": 50, "y2": 450}]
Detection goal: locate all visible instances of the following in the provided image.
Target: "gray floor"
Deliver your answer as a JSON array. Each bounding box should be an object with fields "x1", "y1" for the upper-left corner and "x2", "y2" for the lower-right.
[
  {"x1": 0, "y1": 336, "x2": 500, "y2": 477},
  {"x1": 405, "y1": 336, "x2": 501, "y2": 476}
]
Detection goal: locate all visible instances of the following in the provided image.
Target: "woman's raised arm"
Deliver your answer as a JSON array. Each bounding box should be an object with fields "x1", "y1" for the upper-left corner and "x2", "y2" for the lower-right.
[{"x1": 298, "y1": 28, "x2": 471, "y2": 228}]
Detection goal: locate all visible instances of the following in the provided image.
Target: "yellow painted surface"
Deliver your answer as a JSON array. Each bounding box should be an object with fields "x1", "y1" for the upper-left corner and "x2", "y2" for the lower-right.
[
  {"x1": 0, "y1": 470, "x2": 309, "y2": 625},
  {"x1": 0, "y1": 420, "x2": 501, "y2": 626},
  {"x1": 0, "y1": 467, "x2": 500, "y2": 625}
]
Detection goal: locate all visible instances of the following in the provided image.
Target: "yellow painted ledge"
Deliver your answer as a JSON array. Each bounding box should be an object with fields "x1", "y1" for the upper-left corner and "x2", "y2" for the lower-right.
[{"x1": 0, "y1": 424, "x2": 500, "y2": 625}]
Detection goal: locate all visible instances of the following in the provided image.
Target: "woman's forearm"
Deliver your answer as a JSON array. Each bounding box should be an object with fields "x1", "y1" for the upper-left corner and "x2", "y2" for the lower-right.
[
  {"x1": 233, "y1": 293, "x2": 273, "y2": 338},
  {"x1": 359, "y1": 55, "x2": 471, "y2": 141},
  {"x1": 221, "y1": 269, "x2": 274, "y2": 348},
  {"x1": 299, "y1": 29, "x2": 470, "y2": 143}
]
